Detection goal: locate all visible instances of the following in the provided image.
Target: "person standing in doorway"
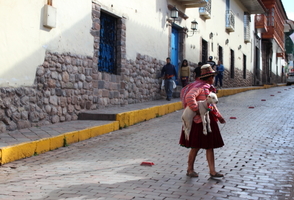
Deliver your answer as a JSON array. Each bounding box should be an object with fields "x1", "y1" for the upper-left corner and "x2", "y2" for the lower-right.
[
  {"x1": 207, "y1": 56, "x2": 216, "y2": 70},
  {"x1": 215, "y1": 60, "x2": 224, "y2": 88},
  {"x1": 179, "y1": 59, "x2": 191, "y2": 87},
  {"x1": 161, "y1": 57, "x2": 178, "y2": 101}
]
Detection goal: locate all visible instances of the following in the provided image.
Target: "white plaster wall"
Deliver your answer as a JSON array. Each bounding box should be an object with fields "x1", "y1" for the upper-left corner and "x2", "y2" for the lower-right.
[
  {"x1": 185, "y1": 0, "x2": 252, "y2": 72},
  {"x1": 184, "y1": 7, "x2": 202, "y2": 64},
  {"x1": 272, "y1": 41, "x2": 283, "y2": 76},
  {"x1": 96, "y1": 0, "x2": 170, "y2": 61},
  {"x1": 0, "y1": 0, "x2": 93, "y2": 87}
]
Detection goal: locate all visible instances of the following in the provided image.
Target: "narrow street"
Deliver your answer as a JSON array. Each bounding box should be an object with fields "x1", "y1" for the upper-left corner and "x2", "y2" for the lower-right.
[{"x1": 0, "y1": 86, "x2": 294, "y2": 200}]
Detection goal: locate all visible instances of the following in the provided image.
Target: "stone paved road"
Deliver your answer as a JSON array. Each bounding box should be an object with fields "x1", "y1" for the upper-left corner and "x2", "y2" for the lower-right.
[{"x1": 0, "y1": 86, "x2": 294, "y2": 200}]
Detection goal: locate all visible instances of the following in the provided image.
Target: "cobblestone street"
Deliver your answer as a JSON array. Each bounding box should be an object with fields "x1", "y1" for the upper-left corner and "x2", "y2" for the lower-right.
[{"x1": 0, "y1": 86, "x2": 294, "y2": 200}]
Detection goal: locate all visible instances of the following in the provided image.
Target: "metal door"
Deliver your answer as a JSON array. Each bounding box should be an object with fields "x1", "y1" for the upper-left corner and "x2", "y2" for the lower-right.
[{"x1": 171, "y1": 27, "x2": 179, "y2": 83}]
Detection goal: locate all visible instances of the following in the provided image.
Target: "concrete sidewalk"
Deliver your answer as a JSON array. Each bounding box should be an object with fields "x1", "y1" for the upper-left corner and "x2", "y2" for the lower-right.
[{"x1": 0, "y1": 84, "x2": 284, "y2": 165}]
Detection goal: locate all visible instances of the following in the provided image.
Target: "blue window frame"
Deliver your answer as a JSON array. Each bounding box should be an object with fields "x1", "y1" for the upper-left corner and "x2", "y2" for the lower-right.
[{"x1": 99, "y1": 12, "x2": 117, "y2": 74}]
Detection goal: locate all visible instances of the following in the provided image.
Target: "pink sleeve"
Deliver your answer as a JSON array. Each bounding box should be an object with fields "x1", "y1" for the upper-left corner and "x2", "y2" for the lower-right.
[{"x1": 184, "y1": 88, "x2": 201, "y2": 112}]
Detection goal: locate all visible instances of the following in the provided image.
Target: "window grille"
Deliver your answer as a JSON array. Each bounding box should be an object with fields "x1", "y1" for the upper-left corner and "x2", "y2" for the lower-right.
[
  {"x1": 199, "y1": 0, "x2": 211, "y2": 18},
  {"x1": 226, "y1": 10, "x2": 235, "y2": 32},
  {"x1": 244, "y1": 13, "x2": 250, "y2": 43}
]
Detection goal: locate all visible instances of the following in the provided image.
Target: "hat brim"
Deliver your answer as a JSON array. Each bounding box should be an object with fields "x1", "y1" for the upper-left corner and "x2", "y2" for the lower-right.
[{"x1": 199, "y1": 72, "x2": 217, "y2": 79}]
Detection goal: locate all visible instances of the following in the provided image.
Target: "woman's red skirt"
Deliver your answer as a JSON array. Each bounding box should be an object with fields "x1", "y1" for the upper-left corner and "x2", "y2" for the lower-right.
[{"x1": 179, "y1": 113, "x2": 224, "y2": 149}]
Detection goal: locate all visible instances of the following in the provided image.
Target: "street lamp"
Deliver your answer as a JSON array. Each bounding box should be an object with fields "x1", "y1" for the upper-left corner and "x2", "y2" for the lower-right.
[
  {"x1": 185, "y1": 20, "x2": 198, "y2": 37},
  {"x1": 171, "y1": 6, "x2": 178, "y2": 21},
  {"x1": 191, "y1": 20, "x2": 198, "y2": 31}
]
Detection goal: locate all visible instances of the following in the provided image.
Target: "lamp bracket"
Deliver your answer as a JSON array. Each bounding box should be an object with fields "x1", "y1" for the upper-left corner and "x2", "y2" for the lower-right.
[
  {"x1": 166, "y1": 18, "x2": 173, "y2": 23},
  {"x1": 184, "y1": 27, "x2": 196, "y2": 37}
]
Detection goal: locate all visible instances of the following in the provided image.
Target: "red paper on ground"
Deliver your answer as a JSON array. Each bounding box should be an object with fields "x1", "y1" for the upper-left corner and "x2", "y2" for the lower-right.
[{"x1": 141, "y1": 162, "x2": 154, "y2": 166}]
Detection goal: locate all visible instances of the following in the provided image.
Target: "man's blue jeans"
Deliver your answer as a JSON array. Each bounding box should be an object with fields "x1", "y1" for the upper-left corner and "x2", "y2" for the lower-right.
[
  {"x1": 164, "y1": 79, "x2": 174, "y2": 99},
  {"x1": 215, "y1": 74, "x2": 223, "y2": 87}
]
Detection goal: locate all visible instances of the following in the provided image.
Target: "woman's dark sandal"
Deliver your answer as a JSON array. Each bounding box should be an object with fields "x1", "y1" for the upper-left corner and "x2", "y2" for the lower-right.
[
  {"x1": 210, "y1": 172, "x2": 224, "y2": 178},
  {"x1": 186, "y1": 171, "x2": 199, "y2": 177}
]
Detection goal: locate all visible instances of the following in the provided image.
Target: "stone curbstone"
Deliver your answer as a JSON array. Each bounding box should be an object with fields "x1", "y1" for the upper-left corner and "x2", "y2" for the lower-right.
[
  {"x1": 0, "y1": 84, "x2": 287, "y2": 165},
  {"x1": 1, "y1": 141, "x2": 37, "y2": 165}
]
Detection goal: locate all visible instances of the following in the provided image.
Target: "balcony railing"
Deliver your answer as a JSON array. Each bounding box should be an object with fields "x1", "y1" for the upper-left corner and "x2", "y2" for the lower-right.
[
  {"x1": 226, "y1": 10, "x2": 235, "y2": 32},
  {"x1": 244, "y1": 14, "x2": 250, "y2": 43},
  {"x1": 255, "y1": 14, "x2": 268, "y2": 32},
  {"x1": 199, "y1": 0, "x2": 211, "y2": 19},
  {"x1": 244, "y1": 25, "x2": 250, "y2": 43}
]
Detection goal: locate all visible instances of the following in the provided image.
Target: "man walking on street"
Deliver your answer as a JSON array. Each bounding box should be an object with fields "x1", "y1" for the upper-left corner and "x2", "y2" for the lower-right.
[
  {"x1": 215, "y1": 60, "x2": 225, "y2": 89},
  {"x1": 161, "y1": 57, "x2": 178, "y2": 101}
]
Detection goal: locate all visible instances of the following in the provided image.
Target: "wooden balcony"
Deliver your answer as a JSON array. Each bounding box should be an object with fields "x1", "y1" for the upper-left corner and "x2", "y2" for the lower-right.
[
  {"x1": 276, "y1": 52, "x2": 285, "y2": 58},
  {"x1": 255, "y1": 14, "x2": 268, "y2": 32},
  {"x1": 258, "y1": 12, "x2": 285, "y2": 51},
  {"x1": 256, "y1": 2, "x2": 287, "y2": 52}
]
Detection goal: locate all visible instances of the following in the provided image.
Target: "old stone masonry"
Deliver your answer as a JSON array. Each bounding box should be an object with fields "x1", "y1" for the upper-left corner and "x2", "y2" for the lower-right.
[{"x1": 0, "y1": 52, "x2": 166, "y2": 133}]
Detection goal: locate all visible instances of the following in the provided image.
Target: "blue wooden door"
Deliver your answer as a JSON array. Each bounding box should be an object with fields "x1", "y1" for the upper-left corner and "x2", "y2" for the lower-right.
[
  {"x1": 171, "y1": 27, "x2": 179, "y2": 83},
  {"x1": 99, "y1": 12, "x2": 116, "y2": 73}
]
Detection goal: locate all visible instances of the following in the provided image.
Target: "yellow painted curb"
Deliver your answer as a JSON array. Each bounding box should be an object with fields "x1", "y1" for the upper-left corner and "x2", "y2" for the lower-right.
[
  {"x1": 35, "y1": 138, "x2": 51, "y2": 154},
  {"x1": 0, "y1": 121, "x2": 120, "y2": 165},
  {"x1": 50, "y1": 134, "x2": 65, "y2": 150},
  {"x1": 1, "y1": 141, "x2": 37, "y2": 165},
  {"x1": 217, "y1": 86, "x2": 265, "y2": 98},
  {"x1": 116, "y1": 102, "x2": 183, "y2": 128},
  {"x1": 64, "y1": 131, "x2": 79, "y2": 145},
  {"x1": 0, "y1": 85, "x2": 283, "y2": 165}
]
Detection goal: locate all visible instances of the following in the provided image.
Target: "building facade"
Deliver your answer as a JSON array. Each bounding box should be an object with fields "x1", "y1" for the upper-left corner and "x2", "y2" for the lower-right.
[
  {"x1": 254, "y1": 0, "x2": 289, "y2": 84},
  {"x1": 284, "y1": 20, "x2": 294, "y2": 73},
  {"x1": 0, "y1": 0, "x2": 290, "y2": 133}
]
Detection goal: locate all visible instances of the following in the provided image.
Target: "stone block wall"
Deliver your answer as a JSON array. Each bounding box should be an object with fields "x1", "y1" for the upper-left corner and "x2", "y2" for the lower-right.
[
  {"x1": 0, "y1": 51, "x2": 166, "y2": 133},
  {"x1": 222, "y1": 68, "x2": 253, "y2": 88},
  {"x1": 0, "y1": 52, "x2": 98, "y2": 133},
  {"x1": 122, "y1": 54, "x2": 165, "y2": 104}
]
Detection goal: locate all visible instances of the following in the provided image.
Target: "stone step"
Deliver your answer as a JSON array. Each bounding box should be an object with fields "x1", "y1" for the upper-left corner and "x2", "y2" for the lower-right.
[
  {"x1": 78, "y1": 96, "x2": 183, "y2": 121},
  {"x1": 78, "y1": 113, "x2": 116, "y2": 121}
]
